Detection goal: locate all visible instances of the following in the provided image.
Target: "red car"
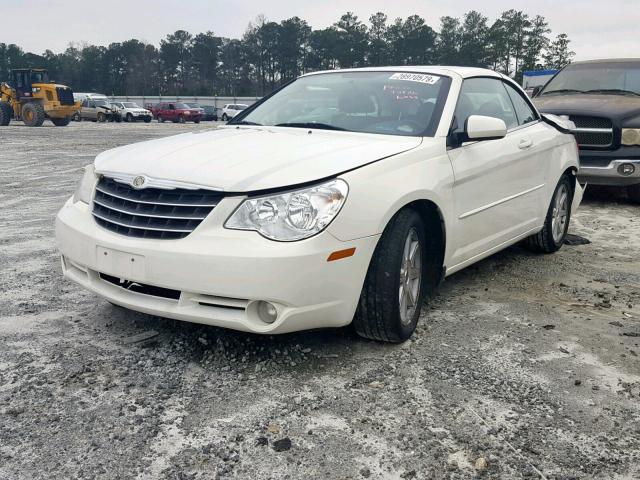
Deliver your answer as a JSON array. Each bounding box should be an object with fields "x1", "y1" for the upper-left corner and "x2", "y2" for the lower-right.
[{"x1": 151, "y1": 102, "x2": 202, "y2": 123}]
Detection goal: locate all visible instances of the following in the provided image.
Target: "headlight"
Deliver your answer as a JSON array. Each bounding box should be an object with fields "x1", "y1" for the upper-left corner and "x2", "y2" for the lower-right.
[
  {"x1": 621, "y1": 128, "x2": 640, "y2": 146},
  {"x1": 32, "y1": 87, "x2": 41, "y2": 93},
  {"x1": 72, "y1": 164, "x2": 97, "y2": 204},
  {"x1": 225, "y1": 179, "x2": 348, "y2": 241}
]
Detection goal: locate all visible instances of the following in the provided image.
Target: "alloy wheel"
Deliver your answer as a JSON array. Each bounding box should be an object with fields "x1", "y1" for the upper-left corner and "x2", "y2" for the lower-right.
[
  {"x1": 551, "y1": 184, "x2": 569, "y2": 243},
  {"x1": 399, "y1": 228, "x2": 422, "y2": 325}
]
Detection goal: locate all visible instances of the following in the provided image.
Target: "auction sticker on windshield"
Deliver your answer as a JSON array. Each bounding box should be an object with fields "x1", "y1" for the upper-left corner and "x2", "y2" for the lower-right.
[{"x1": 389, "y1": 73, "x2": 439, "y2": 84}]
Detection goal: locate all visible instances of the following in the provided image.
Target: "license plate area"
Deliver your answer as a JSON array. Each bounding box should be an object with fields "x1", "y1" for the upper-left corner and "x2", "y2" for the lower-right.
[{"x1": 96, "y1": 246, "x2": 146, "y2": 279}]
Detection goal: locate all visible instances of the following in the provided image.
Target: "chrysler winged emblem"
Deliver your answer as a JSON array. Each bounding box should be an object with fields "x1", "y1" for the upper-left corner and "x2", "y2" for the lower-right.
[{"x1": 131, "y1": 175, "x2": 146, "y2": 188}]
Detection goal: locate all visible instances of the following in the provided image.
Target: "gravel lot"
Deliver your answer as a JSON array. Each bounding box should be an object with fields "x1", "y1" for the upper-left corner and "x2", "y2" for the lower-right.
[{"x1": 1, "y1": 122, "x2": 639, "y2": 480}]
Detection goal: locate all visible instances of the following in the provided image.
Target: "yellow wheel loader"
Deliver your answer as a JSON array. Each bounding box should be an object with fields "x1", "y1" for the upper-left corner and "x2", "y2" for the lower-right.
[{"x1": 0, "y1": 68, "x2": 80, "y2": 127}]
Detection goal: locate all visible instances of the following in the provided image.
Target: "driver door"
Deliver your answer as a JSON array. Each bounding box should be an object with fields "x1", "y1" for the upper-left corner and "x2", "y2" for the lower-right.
[{"x1": 447, "y1": 77, "x2": 546, "y2": 269}]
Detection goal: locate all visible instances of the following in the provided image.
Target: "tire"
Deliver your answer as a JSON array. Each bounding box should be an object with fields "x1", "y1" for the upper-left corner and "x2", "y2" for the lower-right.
[
  {"x1": 73, "y1": 112, "x2": 81, "y2": 122},
  {"x1": 51, "y1": 116, "x2": 71, "y2": 127},
  {"x1": 194, "y1": 118, "x2": 201, "y2": 124},
  {"x1": 178, "y1": 116, "x2": 185, "y2": 124},
  {"x1": 0, "y1": 101, "x2": 12, "y2": 126},
  {"x1": 157, "y1": 115, "x2": 163, "y2": 123},
  {"x1": 525, "y1": 174, "x2": 573, "y2": 253},
  {"x1": 22, "y1": 102, "x2": 45, "y2": 127},
  {"x1": 144, "y1": 116, "x2": 151, "y2": 123},
  {"x1": 222, "y1": 113, "x2": 228, "y2": 121},
  {"x1": 114, "y1": 114, "x2": 122, "y2": 123},
  {"x1": 126, "y1": 113, "x2": 133, "y2": 122},
  {"x1": 628, "y1": 184, "x2": 640, "y2": 204},
  {"x1": 353, "y1": 209, "x2": 428, "y2": 343},
  {"x1": 97, "y1": 112, "x2": 106, "y2": 122}
]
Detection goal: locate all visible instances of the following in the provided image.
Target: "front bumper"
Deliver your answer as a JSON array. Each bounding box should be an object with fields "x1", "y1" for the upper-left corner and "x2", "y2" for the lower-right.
[
  {"x1": 55, "y1": 197, "x2": 378, "y2": 334},
  {"x1": 578, "y1": 159, "x2": 640, "y2": 186}
]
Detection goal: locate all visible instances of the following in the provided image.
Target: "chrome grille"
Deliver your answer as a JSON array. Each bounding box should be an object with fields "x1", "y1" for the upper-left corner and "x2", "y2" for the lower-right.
[
  {"x1": 92, "y1": 177, "x2": 222, "y2": 239},
  {"x1": 569, "y1": 115, "x2": 613, "y2": 147}
]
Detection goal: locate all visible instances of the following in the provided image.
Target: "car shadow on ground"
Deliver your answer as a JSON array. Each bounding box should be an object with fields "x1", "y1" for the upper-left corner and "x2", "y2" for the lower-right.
[{"x1": 93, "y1": 185, "x2": 632, "y2": 368}]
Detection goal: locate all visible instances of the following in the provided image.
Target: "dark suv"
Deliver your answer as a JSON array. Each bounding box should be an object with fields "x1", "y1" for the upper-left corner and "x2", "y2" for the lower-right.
[{"x1": 534, "y1": 59, "x2": 640, "y2": 202}]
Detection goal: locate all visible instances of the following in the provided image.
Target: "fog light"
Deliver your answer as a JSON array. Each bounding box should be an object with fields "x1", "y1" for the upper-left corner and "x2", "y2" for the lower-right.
[
  {"x1": 618, "y1": 163, "x2": 635, "y2": 176},
  {"x1": 257, "y1": 301, "x2": 278, "y2": 324}
]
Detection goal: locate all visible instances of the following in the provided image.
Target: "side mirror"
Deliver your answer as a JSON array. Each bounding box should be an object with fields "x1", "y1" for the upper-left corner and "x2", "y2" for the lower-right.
[{"x1": 465, "y1": 115, "x2": 507, "y2": 141}]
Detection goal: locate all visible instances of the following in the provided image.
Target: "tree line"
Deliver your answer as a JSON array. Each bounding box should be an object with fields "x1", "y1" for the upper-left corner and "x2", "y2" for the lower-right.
[{"x1": 0, "y1": 10, "x2": 574, "y2": 97}]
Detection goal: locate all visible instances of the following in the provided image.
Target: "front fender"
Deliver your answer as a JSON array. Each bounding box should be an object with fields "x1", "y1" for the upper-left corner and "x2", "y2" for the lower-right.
[{"x1": 328, "y1": 139, "x2": 454, "y2": 243}]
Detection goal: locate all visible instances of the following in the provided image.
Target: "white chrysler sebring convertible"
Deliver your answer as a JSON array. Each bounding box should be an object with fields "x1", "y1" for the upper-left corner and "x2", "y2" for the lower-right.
[{"x1": 56, "y1": 67, "x2": 583, "y2": 342}]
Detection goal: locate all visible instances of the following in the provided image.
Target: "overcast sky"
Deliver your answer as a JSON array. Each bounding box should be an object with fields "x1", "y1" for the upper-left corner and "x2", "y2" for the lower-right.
[{"x1": 4, "y1": 0, "x2": 638, "y2": 61}]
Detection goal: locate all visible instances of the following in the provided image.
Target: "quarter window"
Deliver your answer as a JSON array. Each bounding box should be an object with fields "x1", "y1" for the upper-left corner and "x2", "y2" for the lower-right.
[
  {"x1": 453, "y1": 78, "x2": 518, "y2": 133},
  {"x1": 503, "y1": 82, "x2": 538, "y2": 126}
]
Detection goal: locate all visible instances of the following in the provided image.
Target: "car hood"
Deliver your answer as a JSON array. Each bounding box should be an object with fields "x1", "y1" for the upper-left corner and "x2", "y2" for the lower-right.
[
  {"x1": 534, "y1": 94, "x2": 640, "y2": 124},
  {"x1": 94, "y1": 126, "x2": 423, "y2": 192}
]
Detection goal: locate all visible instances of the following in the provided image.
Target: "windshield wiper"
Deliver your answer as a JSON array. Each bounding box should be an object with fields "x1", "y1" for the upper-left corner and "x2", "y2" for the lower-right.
[
  {"x1": 233, "y1": 120, "x2": 262, "y2": 126},
  {"x1": 274, "y1": 122, "x2": 347, "y2": 131},
  {"x1": 583, "y1": 88, "x2": 640, "y2": 97},
  {"x1": 539, "y1": 89, "x2": 584, "y2": 96}
]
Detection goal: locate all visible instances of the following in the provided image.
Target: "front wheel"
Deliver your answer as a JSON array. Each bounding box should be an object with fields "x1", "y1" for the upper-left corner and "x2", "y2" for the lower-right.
[
  {"x1": 353, "y1": 209, "x2": 428, "y2": 343},
  {"x1": 0, "y1": 101, "x2": 12, "y2": 126},
  {"x1": 126, "y1": 113, "x2": 133, "y2": 122},
  {"x1": 525, "y1": 174, "x2": 573, "y2": 253},
  {"x1": 143, "y1": 116, "x2": 151, "y2": 123},
  {"x1": 157, "y1": 115, "x2": 163, "y2": 123},
  {"x1": 97, "y1": 112, "x2": 106, "y2": 122},
  {"x1": 221, "y1": 113, "x2": 228, "y2": 121},
  {"x1": 73, "y1": 112, "x2": 81, "y2": 122}
]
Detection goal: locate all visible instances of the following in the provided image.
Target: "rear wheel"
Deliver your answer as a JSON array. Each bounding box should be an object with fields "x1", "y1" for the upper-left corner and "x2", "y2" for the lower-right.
[
  {"x1": 353, "y1": 209, "x2": 428, "y2": 343},
  {"x1": 22, "y1": 102, "x2": 45, "y2": 127},
  {"x1": 178, "y1": 116, "x2": 185, "y2": 123},
  {"x1": 525, "y1": 174, "x2": 573, "y2": 253},
  {"x1": 126, "y1": 113, "x2": 133, "y2": 122},
  {"x1": 0, "y1": 101, "x2": 12, "y2": 126},
  {"x1": 157, "y1": 115, "x2": 163, "y2": 123},
  {"x1": 222, "y1": 113, "x2": 228, "y2": 121},
  {"x1": 51, "y1": 116, "x2": 71, "y2": 127},
  {"x1": 194, "y1": 118, "x2": 200, "y2": 124},
  {"x1": 73, "y1": 112, "x2": 81, "y2": 122}
]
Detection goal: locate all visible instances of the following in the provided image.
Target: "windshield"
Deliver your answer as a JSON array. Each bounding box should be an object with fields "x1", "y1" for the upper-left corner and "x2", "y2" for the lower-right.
[
  {"x1": 122, "y1": 102, "x2": 139, "y2": 108},
  {"x1": 31, "y1": 71, "x2": 50, "y2": 83},
  {"x1": 235, "y1": 71, "x2": 450, "y2": 136},
  {"x1": 540, "y1": 62, "x2": 640, "y2": 96}
]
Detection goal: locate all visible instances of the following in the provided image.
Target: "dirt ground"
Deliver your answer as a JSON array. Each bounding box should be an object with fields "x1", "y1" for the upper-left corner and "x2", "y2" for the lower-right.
[{"x1": 1, "y1": 122, "x2": 639, "y2": 480}]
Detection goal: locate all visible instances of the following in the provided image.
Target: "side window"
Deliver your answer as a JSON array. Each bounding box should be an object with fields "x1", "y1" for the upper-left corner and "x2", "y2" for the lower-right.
[
  {"x1": 503, "y1": 82, "x2": 538, "y2": 126},
  {"x1": 453, "y1": 77, "x2": 518, "y2": 133},
  {"x1": 82, "y1": 99, "x2": 89, "y2": 107}
]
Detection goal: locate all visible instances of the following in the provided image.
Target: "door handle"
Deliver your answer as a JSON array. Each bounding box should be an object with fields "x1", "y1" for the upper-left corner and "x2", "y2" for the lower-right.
[{"x1": 518, "y1": 138, "x2": 533, "y2": 149}]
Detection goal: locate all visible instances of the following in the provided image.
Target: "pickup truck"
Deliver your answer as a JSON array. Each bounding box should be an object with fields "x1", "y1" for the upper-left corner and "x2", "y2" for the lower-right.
[
  {"x1": 533, "y1": 58, "x2": 640, "y2": 203},
  {"x1": 149, "y1": 102, "x2": 202, "y2": 123}
]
